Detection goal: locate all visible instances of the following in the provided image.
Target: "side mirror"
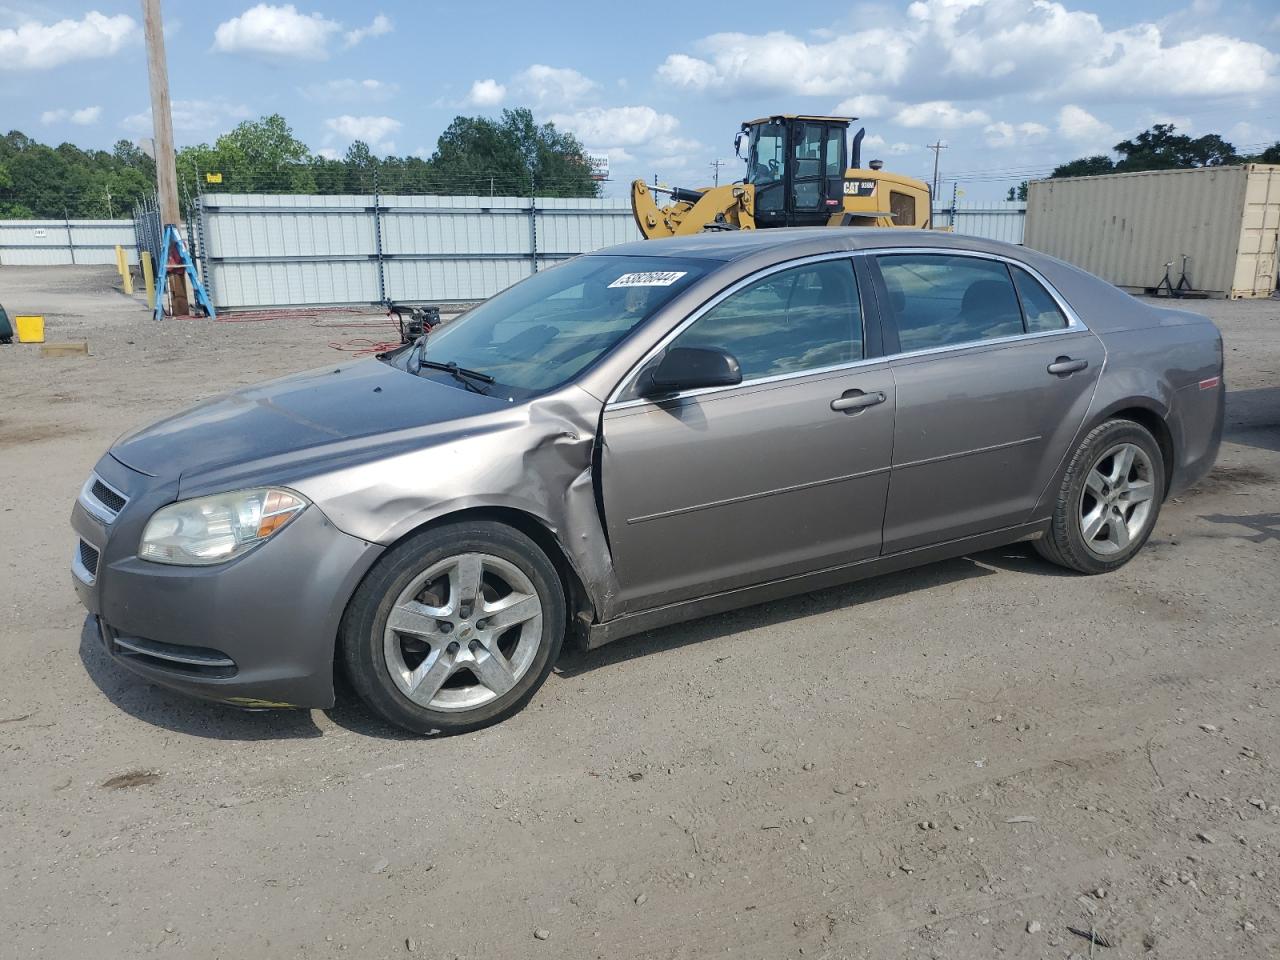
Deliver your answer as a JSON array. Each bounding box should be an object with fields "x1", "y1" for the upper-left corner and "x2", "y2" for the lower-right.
[
  {"x1": 734, "y1": 131, "x2": 746, "y2": 160},
  {"x1": 638, "y1": 346, "x2": 742, "y2": 397}
]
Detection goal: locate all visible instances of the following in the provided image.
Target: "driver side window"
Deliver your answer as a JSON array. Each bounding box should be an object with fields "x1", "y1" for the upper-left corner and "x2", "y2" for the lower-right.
[{"x1": 668, "y1": 260, "x2": 863, "y2": 381}]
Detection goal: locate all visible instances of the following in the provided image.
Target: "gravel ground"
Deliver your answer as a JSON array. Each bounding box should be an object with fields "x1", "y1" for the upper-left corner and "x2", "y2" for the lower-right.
[{"x1": 1, "y1": 265, "x2": 1277, "y2": 960}]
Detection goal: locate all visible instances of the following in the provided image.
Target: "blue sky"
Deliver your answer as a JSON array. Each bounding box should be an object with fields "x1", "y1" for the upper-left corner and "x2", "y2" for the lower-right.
[{"x1": 2, "y1": 0, "x2": 1279, "y2": 200}]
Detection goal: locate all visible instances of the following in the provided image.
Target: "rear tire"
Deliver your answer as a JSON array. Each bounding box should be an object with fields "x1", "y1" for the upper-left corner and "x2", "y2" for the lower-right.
[
  {"x1": 1035, "y1": 419, "x2": 1165, "y2": 574},
  {"x1": 340, "y1": 521, "x2": 565, "y2": 735}
]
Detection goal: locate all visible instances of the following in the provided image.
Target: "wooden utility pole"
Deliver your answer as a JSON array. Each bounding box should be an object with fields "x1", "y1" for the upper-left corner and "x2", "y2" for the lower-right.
[
  {"x1": 141, "y1": 0, "x2": 187, "y2": 314},
  {"x1": 926, "y1": 140, "x2": 947, "y2": 219},
  {"x1": 142, "y1": 0, "x2": 179, "y2": 228},
  {"x1": 710, "y1": 158, "x2": 725, "y2": 186}
]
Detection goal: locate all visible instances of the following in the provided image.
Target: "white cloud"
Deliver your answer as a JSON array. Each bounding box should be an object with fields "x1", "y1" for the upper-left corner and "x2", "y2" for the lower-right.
[
  {"x1": 595, "y1": 146, "x2": 636, "y2": 165},
  {"x1": 514, "y1": 64, "x2": 597, "y2": 106},
  {"x1": 1057, "y1": 104, "x2": 1114, "y2": 144},
  {"x1": 343, "y1": 13, "x2": 391, "y2": 48},
  {"x1": 300, "y1": 78, "x2": 398, "y2": 103},
  {"x1": 656, "y1": 29, "x2": 911, "y2": 96},
  {"x1": 656, "y1": 2, "x2": 1278, "y2": 102},
  {"x1": 41, "y1": 106, "x2": 103, "y2": 126},
  {"x1": 0, "y1": 11, "x2": 137, "y2": 70},
  {"x1": 984, "y1": 120, "x2": 1049, "y2": 147},
  {"x1": 122, "y1": 99, "x2": 253, "y2": 136},
  {"x1": 316, "y1": 147, "x2": 341, "y2": 160},
  {"x1": 324, "y1": 114, "x2": 402, "y2": 152},
  {"x1": 1073, "y1": 27, "x2": 1276, "y2": 97},
  {"x1": 834, "y1": 94, "x2": 893, "y2": 118},
  {"x1": 466, "y1": 78, "x2": 507, "y2": 107},
  {"x1": 895, "y1": 101, "x2": 991, "y2": 129},
  {"x1": 862, "y1": 134, "x2": 913, "y2": 156},
  {"x1": 213, "y1": 4, "x2": 340, "y2": 59},
  {"x1": 547, "y1": 106, "x2": 680, "y2": 148}
]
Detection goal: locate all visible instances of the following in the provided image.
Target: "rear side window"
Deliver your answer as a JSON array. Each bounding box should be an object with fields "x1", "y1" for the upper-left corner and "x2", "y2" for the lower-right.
[
  {"x1": 1011, "y1": 265, "x2": 1069, "y2": 332},
  {"x1": 876, "y1": 254, "x2": 1023, "y2": 352},
  {"x1": 670, "y1": 259, "x2": 862, "y2": 380}
]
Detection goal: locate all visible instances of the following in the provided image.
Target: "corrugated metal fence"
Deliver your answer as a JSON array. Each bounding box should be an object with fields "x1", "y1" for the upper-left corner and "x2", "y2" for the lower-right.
[
  {"x1": 935, "y1": 201, "x2": 1027, "y2": 245},
  {"x1": 0, "y1": 219, "x2": 138, "y2": 266},
  {"x1": 198, "y1": 193, "x2": 641, "y2": 309}
]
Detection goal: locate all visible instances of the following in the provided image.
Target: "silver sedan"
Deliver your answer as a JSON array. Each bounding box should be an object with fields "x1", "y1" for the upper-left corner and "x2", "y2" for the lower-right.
[{"x1": 71, "y1": 229, "x2": 1224, "y2": 733}]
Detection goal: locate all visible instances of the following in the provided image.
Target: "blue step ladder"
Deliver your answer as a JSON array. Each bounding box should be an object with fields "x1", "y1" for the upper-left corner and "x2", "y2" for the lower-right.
[{"x1": 153, "y1": 224, "x2": 216, "y2": 321}]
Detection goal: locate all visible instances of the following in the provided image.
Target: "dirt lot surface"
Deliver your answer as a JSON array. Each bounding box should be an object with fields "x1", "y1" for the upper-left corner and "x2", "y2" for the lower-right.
[{"x1": 1, "y1": 266, "x2": 1278, "y2": 959}]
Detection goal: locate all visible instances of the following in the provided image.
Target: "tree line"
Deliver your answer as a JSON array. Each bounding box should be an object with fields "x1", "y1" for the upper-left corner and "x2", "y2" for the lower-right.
[
  {"x1": 0, "y1": 109, "x2": 599, "y2": 220},
  {"x1": 1008, "y1": 123, "x2": 1280, "y2": 199}
]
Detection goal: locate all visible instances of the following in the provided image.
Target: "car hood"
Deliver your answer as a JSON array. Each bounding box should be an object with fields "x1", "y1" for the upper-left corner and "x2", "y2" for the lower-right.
[{"x1": 110, "y1": 359, "x2": 508, "y2": 482}]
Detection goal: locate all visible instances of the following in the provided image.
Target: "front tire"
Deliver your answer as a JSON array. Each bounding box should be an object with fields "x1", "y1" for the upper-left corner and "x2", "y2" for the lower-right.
[
  {"x1": 1035, "y1": 419, "x2": 1165, "y2": 574},
  {"x1": 340, "y1": 521, "x2": 565, "y2": 734}
]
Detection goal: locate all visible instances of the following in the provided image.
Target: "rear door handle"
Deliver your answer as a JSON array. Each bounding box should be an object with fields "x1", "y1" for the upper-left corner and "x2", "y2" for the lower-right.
[
  {"x1": 831, "y1": 390, "x2": 887, "y2": 412},
  {"x1": 1047, "y1": 356, "x2": 1089, "y2": 376}
]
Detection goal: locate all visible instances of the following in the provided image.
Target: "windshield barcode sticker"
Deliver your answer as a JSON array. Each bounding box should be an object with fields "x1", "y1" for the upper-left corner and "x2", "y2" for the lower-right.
[{"x1": 608, "y1": 271, "x2": 687, "y2": 288}]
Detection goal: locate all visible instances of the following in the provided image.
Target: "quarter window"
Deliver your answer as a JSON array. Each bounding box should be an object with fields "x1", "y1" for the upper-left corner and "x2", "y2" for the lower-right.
[
  {"x1": 669, "y1": 259, "x2": 863, "y2": 381},
  {"x1": 876, "y1": 254, "x2": 1023, "y2": 352},
  {"x1": 1011, "y1": 265, "x2": 1069, "y2": 332}
]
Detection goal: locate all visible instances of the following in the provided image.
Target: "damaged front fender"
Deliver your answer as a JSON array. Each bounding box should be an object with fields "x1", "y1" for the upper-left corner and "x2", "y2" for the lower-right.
[{"x1": 288, "y1": 384, "x2": 622, "y2": 624}]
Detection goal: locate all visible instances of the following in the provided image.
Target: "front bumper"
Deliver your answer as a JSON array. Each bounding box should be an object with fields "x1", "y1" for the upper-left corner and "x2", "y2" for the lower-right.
[{"x1": 72, "y1": 454, "x2": 384, "y2": 710}]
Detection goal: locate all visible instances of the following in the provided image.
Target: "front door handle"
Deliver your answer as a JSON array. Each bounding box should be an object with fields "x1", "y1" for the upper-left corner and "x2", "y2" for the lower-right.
[
  {"x1": 831, "y1": 390, "x2": 887, "y2": 412},
  {"x1": 1047, "y1": 356, "x2": 1089, "y2": 376}
]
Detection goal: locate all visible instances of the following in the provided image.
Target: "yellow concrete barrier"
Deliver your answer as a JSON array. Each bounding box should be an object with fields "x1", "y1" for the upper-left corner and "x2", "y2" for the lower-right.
[{"x1": 141, "y1": 251, "x2": 155, "y2": 310}]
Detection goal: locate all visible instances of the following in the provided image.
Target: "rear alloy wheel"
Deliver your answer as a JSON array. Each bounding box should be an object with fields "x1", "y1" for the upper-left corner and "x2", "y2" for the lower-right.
[
  {"x1": 341, "y1": 522, "x2": 565, "y2": 734},
  {"x1": 1036, "y1": 419, "x2": 1166, "y2": 574}
]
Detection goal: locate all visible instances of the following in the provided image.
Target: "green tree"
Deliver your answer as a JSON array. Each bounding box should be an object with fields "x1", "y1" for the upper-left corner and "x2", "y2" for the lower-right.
[
  {"x1": 1112, "y1": 123, "x2": 1238, "y2": 171},
  {"x1": 1006, "y1": 180, "x2": 1028, "y2": 201},
  {"x1": 177, "y1": 113, "x2": 317, "y2": 194},
  {"x1": 428, "y1": 108, "x2": 597, "y2": 197},
  {"x1": 1243, "y1": 141, "x2": 1280, "y2": 164},
  {"x1": 1051, "y1": 155, "x2": 1116, "y2": 179}
]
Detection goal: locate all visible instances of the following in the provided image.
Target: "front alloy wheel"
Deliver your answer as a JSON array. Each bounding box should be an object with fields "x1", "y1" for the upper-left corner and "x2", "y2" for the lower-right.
[
  {"x1": 342, "y1": 521, "x2": 565, "y2": 734},
  {"x1": 383, "y1": 553, "x2": 543, "y2": 712}
]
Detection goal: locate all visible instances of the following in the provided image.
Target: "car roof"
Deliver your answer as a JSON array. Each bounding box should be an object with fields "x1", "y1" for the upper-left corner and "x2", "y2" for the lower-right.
[{"x1": 592, "y1": 228, "x2": 1023, "y2": 263}]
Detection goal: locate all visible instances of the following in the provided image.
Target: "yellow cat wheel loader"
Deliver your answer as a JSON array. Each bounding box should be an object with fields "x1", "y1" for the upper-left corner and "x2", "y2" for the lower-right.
[{"x1": 631, "y1": 115, "x2": 932, "y2": 239}]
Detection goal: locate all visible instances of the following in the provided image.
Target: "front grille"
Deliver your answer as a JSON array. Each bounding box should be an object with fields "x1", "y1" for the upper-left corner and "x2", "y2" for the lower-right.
[
  {"x1": 90, "y1": 479, "x2": 126, "y2": 514},
  {"x1": 78, "y1": 540, "x2": 100, "y2": 577},
  {"x1": 80, "y1": 473, "x2": 129, "y2": 524}
]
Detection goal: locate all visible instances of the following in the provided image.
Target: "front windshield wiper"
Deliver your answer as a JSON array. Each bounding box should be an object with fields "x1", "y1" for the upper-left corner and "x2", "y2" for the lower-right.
[{"x1": 414, "y1": 355, "x2": 495, "y2": 394}]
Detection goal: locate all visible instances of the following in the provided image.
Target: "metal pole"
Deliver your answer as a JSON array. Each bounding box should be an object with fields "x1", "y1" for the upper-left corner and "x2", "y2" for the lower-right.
[
  {"x1": 141, "y1": 0, "x2": 180, "y2": 229},
  {"x1": 529, "y1": 171, "x2": 538, "y2": 274},
  {"x1": 372, "y1": 167, "x2": 386, "y2": 302},
  {"x1": 64, "y1": 208, "x2": 76, "y2": 265}
]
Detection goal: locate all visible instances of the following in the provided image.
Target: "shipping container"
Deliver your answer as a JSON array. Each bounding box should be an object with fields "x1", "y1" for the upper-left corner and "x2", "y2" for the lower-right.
[{"x1": 1024, "y1": 164, "x2": 1280, "y2": 299}]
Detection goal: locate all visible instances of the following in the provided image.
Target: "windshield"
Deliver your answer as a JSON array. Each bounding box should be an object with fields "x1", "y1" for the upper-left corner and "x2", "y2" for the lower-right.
[
  {"x1": 393, "y1": 256, "x2": 708, "y2": 398},
  {"x1": 746, "y1": 123, "x2": 786, "y2": 185}
]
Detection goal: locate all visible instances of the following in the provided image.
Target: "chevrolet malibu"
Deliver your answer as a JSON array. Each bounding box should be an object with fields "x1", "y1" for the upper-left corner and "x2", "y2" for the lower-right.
[{"x1": 71, "y1": 229, "x2": 1224, "y2": 734}]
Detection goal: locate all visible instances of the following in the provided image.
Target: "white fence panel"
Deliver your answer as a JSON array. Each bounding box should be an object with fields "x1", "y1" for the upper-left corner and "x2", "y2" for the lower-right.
[
  {"x1": 935, "y1": 201, "x2": 1026, "y2": 245},
  {"x1": 199, "y1": 193, "x2": 641, "y2": 309},
  {"x1": 0, "y1": 219, "x2": 138, "y2": 266}
]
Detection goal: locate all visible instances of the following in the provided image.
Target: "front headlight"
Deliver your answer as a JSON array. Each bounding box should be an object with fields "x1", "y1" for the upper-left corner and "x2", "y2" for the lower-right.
[{"x1": 139, "y1": 488, "x2": 308, "y2": 566}]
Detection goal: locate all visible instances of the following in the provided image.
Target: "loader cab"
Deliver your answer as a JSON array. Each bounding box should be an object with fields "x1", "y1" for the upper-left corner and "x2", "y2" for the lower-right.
[{"x1": 739, "y1": 115, "x2": 850, "y2": 228}]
